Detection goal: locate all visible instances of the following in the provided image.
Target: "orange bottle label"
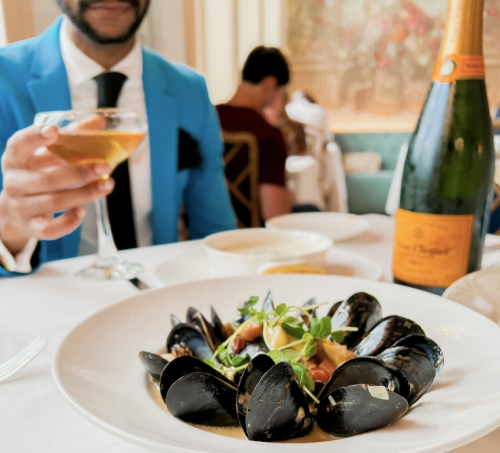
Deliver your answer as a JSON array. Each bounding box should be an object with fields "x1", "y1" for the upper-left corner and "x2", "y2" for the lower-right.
[
  {"x1": 432, "y1": 55, "x2": 485, "y2": 83},
  {"x1": 392, "y1": 209, "x2": 474, "y2": 288}
]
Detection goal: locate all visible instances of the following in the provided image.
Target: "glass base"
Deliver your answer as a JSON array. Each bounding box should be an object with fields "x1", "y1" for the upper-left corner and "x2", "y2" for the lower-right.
[{"x1": 76, "y1": 258, "x2": 143, "y2": 281}]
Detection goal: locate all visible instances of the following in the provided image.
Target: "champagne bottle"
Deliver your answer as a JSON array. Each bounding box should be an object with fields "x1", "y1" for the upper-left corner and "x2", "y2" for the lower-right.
[{"x1": 392, "y1": 0, "x2": 495, "y2": 296}]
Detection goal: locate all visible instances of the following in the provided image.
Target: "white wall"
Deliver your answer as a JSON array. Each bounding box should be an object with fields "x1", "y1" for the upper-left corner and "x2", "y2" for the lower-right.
[
  {"x1": 0, "y1": 0, "x2": 7, "y2": 46},
  {"x1": 31, "y1": 0, "x2": 60, "y2": 35}
]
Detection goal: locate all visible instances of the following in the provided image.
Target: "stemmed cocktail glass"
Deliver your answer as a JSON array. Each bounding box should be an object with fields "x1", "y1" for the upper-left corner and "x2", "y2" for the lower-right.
[{"x1": 34, "y1": 109, "x2": 147, "y2": 281}]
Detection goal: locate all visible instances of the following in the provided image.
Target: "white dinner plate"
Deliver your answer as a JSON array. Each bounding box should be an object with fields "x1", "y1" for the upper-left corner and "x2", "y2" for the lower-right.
[
  {"x1": 154, "y1": 247, "x2": 382, "y2": 286},
  {"x1": 54, "y1": 275, "x2": 500, "y2": 453},
  {"x1": 266, "y1": 213, "x2": 370, "y2": 242},
  {"x1": 443, "y1": 267, "x2": 500, "y2": 324}
]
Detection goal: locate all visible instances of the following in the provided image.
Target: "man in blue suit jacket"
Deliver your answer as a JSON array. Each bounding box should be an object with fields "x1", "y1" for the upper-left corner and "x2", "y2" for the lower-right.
[{"x1": 0, "y1": 0, "x2": 235, "y2": 277}]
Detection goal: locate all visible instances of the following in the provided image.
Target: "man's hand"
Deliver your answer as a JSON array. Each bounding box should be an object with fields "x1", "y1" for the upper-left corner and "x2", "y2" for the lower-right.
[{"x1": 0, "y1": 124, "x2": 115, "y2": 255}]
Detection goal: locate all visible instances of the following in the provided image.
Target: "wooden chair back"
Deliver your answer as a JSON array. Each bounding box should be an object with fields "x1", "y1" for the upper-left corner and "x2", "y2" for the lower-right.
[{"x1": 222, "y1": 130, "x2": 260, "y2": 228}]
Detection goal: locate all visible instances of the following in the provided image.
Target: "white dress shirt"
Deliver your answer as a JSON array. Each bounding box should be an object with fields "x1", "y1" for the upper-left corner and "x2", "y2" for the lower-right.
[{"x1": 0, "y1": 18, "x2": 152, "y2": 272}]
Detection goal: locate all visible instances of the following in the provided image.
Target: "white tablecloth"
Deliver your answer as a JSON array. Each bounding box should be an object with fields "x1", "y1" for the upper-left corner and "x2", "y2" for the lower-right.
[{"x1": 1, "y1": 214, "x2": 499, "y2": 452}]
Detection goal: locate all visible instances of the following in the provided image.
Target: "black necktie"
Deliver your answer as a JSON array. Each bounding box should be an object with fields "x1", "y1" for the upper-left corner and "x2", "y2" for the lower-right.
[{"x1": 94, "y1": 72, "x2": 137, "y2": 250}]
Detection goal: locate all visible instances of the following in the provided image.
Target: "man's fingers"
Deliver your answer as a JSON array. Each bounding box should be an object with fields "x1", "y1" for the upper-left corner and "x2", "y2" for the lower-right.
[
  {"x1": 28, "y1": 151, "x2": 66, "y2": 170},
  {"x1": 4, "y1": 162, "x2": 112, "y2": 197},
  {"x1": 29, "y1": 207, "x2": 87, "y2": 241},
  {"x1": 21, "y1": 178, "x2": 114, "y2": 218},
  {"x1": 2, "y1": 125, "x2": 59, "y2": 170}
]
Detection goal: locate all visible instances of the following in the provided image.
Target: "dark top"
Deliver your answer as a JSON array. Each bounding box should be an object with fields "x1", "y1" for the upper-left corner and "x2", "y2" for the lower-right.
[{"x1": 217, "y1": 105, "x2": 288, "y2": 227}]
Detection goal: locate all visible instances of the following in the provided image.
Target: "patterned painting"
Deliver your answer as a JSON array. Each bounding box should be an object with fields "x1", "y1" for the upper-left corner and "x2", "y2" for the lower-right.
[{"x1": 286, "y1": 0, "x2": 500, "y2": 129}]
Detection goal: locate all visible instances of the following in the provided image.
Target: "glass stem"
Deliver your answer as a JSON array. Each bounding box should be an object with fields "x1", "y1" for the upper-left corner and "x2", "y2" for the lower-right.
[{"x1": 94, "y1": 196, "x2": 121, "y2": 266}]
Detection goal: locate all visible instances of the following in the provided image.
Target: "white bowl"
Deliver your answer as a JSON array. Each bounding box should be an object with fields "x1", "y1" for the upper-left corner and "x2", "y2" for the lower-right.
[
  {"x1": 203, "y1": 228, "x2": 333, "y2": 276},
  {"x1": 266, "y1": 212, "x2": 369, "y2": 242}
]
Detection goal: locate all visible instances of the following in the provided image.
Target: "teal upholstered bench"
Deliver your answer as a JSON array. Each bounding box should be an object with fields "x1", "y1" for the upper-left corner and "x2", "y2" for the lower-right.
[{"x1": 334, "y1": 132, "x2": 411, "y2": 215}]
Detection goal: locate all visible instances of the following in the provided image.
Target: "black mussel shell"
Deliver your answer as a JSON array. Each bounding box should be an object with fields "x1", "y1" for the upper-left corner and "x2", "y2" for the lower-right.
[
  {"x1": 186, "y1": 307, "x2": 221, "y2": 351},
  {"x1": 233, "y1": 300, "x2": 250, "y2": 327},
  {"x1": 166, "y1": 372, "x2": 239, "y2": 427},
  {"x1": 159, "y1": 355, "x2": 234, "y2": 401},
  {"x1": 299, "y1": 298, "x2": 317, "y2": 326},
  {"x1": 378, "y1": 346, "x2": 435, "y2": 406},
  {"x1": 139, "y1": 351, "x2": 169, "y2": 382},
  {"x1": 234, "y1": 337, "x2": 269, "y2": 361},
  {"x1": 317, "y1": 384, "x2": 408, "y2": 437},
  {"x1": 262, "y1": 291, "x2": 275, "y2": 313},
  {"x1": 331, "y1": 292, "x2": 383, "y2": 348},
  {"x1": 170, "y1": 314, "x2": 182, "y2": 327},
  {"x1": 326, "y1": 300, "x2": 342, "y2": 318},
  {"x1": 317, "y1": 356, "x2": 411, "y2": 402},
  {"x1": 246, "y1": 362, "x2": 313, "y2": 442},
  {"x1": 392, "y1": 334, "x2": 444, "y2": 381},
  {"x1": 352, "y1": 315, "x2": 425, "y2": 357},
  {"x1": 236, "y1": 354, "x2": 275, "y2": 435},
  {"x1": 211, "y1": 306, "x2": 229, "y2": 343},
  {"x1": 166, "y1": 323, "x2": 214, "y2": 361}
]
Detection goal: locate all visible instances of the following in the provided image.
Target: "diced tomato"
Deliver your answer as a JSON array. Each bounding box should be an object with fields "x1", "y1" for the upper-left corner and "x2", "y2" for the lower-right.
[
  {"x1": 240, "y1": 322, "x2": 264, "y2": 342},
  {"x1": 308, "y1": 368, "x2": 331, "y2": 383},
  {"x1": 318, "y1": 359, "x2": 336, "y2": 376},
  {"x1": 231, "y1": 336, "x2": 246, "y2": 354}
]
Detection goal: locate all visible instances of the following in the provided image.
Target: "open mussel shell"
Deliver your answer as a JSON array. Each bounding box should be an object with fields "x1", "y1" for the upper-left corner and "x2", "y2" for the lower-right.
[
  {"x1": 378, "y1": 346, "x2": 435, "y2": 406},
  {"x1": 170, "y1": 314, "x2": 182, "y2": 327},
  {"x1": 236, "y1": 354, "x2": 275, "y2": 435},
  {"x1": 211, "y1": 306, "x2": 229, "y2": 343},
  {"x1": 159, "y1": 355, "x2": 233, "y2": 401},
  {"x1": 317, "y1": 356, "x2": 411, "y2": 402},
  {"x1": 166, "y1": 323, "x2": 214, "y2": 362},
  {"x1": 262, "y1": 291, "x2": 275, "y2": 313},
  {"x1": 317, "y1": 384, "x2": 408, "y2": 437},
  {"x1": 233, "y1": 300, "x2": 250, "y2": 327},
  {"x1": 299, "y1": 298, "x2": 317, "y2": 326},
  {"x1": 246, "y1": 362, "x2": 313, "y2": 442},
  {"x1": 233, "y1": 337, "x2": 269, "y2": 360},
  {"x1": 392, "y1": 334, "x2": 444, "y2": 381},
  {"x1": 331, "y1": 292, "x2": 383, "y2": 348},
  {"x1": 166, "y1": 372, "x2": 239, "y2": 427},
  {"x1": 326, "y1": 300, "x2": 342, "y2": 318},
  {"x1": 352, "y1": 315, "x2": 425, "y2": 357},
  {"x1": 186, "y1": 307, "x2": 221, "y2": 351},
  {"x1": 139, "y1": 351, "x2": 169, "y2": 382}
]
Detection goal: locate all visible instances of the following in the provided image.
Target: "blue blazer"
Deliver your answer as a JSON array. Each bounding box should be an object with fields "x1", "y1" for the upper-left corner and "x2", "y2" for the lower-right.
[{"x1": 0, "y1": 17, "x2": 236, "y2": 277}]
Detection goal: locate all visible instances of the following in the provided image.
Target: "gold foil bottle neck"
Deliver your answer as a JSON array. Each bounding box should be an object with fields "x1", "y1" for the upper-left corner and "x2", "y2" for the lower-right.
[{"x1": 438, "y1": 0, "x2": 484, "y2": 58}]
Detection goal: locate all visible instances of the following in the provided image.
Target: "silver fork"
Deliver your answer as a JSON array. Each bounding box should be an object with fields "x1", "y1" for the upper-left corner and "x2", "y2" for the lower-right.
[{"x1": 0, "y1": 336, "x2": 48, "y2": 383}]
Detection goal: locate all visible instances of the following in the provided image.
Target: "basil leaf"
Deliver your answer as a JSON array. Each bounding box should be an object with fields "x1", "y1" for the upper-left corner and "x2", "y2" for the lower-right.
[
  {"x1": 268, "y1": 350, "x2": 283, "y2": 363},
  {"x1": 281, "y1": 316, "x2": 306, "y2": 339},
  {"x1": 309, "y1": 318, "x2": 321, "y2": 338},
  {"x1": 275, "y1": 303, "x2": 288, "y2": 317},
  {"x1": 238, "y1": 308, "x2": 251, "y2": 316},
  {"x1": 204, "y1": 358, "x2": 215, "y2": 368},
  {"x1": 247, "y1": 296, "x2": 259, "y2": 308},
  {"x1": 231, "y1": 353, "x2": 250, "y2": 367},
  {"x1": 330, "y1": 330, "x2": 345, "y2": 344},
  {"x1": 319, "y1": 317, "x2": 332, "y2": 339},
  {"x1": 282, "y1": 349, "x2": 302, "y2": 362}
]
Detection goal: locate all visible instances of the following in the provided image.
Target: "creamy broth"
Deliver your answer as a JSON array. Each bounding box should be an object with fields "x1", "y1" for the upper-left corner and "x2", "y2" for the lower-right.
[
  {"x1": 222, "y1": 242, "x2": 320, "y2": 257},
  {"x1": 147, "y1": 378, "x2": 335, "y2": 443}
]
